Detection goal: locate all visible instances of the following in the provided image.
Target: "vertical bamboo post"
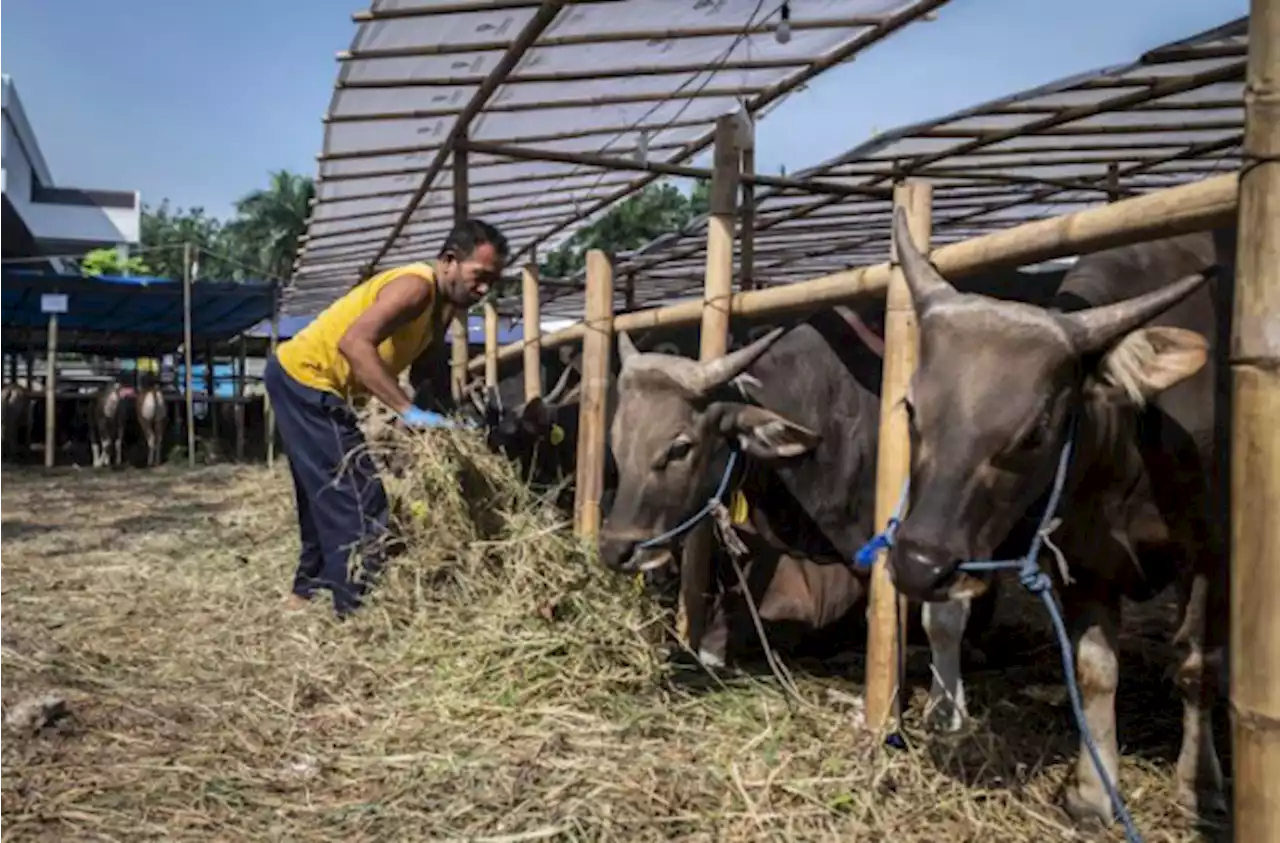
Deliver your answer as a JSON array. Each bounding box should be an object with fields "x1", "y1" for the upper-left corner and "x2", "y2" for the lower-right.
[
  {"x1": 739, "y1": 115, "x2": 756, "y2": 293},
  {"x1": 183, "y1": 242, "x2": 196, "y2": 468},
  {"x1": 451, "y1": 138, "x2": 471, "y2": 405},
  {"x1": 266, "y1": 281, "x2": 279, "y2": 469},
  {"x1": 574, "y1": 249, "x2": 613, "y2": 539},
  {"x1": 235, "y1": 334, "x2": 246, "y2": 462},
  {"x1": 866, "y1": 180, "x2": 932, "y2": 732},
  {"x1": 43, "y1": 312, "x2": 57, "y2": 469},
  {"x1": 680, "y1": 114, "x2": 740, "y2": 649},
  {"x1": 522, "y1": 263, "x2": 543, "y2": 401},
  {"x1": 484, "y1": 300, "x2": 500, "y2": 391},
  {"x1": 1231, "y1": 0, "x2": 1280, "y2": 837}
]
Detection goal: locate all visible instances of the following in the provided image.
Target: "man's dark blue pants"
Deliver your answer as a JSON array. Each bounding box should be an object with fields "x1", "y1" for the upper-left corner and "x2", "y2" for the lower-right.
[{"x1": 264, "y1": 354, "x2": 390, "y2": 616}]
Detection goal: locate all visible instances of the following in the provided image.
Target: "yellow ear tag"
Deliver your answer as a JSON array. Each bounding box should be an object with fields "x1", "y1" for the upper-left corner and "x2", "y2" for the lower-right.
[
  {"x1": 409, "y1": 500, "x2": 428, "y2": 520},
  {"x1": 548, "y1": 424, "x2": 566, "y2": 446},
  {"x1": 730, "y1": 490, "x2": 750, "y2": 525}
]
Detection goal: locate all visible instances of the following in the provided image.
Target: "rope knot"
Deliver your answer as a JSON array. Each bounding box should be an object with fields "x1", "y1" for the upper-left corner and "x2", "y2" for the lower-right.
[
  {"x1": 1019, "y1": 565, "x2": 1052, "y2": 594},
  {"x1": 853, "y1": 517, "x2": 900, "y2": 569}
]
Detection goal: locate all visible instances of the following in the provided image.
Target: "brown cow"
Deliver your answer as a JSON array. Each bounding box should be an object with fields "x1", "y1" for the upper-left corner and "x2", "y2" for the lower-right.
[
  {"x1": 91, "y1": 381, "x2": 131, "y2": 468},
  {"x1": 884, "y1": 207, "x2": 1227, "y2": 824},
  {"x1": 2, "y1": 383, "x2": 34, "y2": 462},
  {"x1": 137, "y1": 383, "x2": 167, "y2": 467}
]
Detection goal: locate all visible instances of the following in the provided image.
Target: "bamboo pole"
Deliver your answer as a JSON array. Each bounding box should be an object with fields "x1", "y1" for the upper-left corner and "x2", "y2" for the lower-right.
[
  {"x1": 183, "y1": 242, "x2": 196, "y2": 469},
  {"x1": 1230, "y1": 0, "x2": 1280, "y2": 837},
  {"x1": 43, "y1": 313, "x2": 57, "y2": 469},
  {"x1": 235, "y1": 334, "x2": 246, "y2": 462},
  {"x1": 484, "y1": 300, "x2": 500, "y2": 390},
  {"x1": 467, "y1": 171, "x2": 1239, "y2": 374},
  {"x1": 451, "y1": 136, "x2": 472, "y2": 405},
  {"x1": 680, "y1": 115, "x2": 738, "y2": 651},
  {"x1": 866, "y1": 181, "x2": 931, "y2": 731},
  {"x1": 267, "y1": 281, "x2": 280, "y2": 469},
  {"x1": 522, "y1": 263, "x2": 543, "y2": 401},
  {"x1": 573, "y1": 249, "x2": 613, "y2": 539}
]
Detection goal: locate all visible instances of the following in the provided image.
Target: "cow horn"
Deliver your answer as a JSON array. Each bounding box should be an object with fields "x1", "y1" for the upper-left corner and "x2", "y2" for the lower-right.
[
  {"x1": 892, "y1": 205, "x2": 954, "y2": 310},
  {"x1": 617, "y1": 331, "x2": 640, "y2": 365},
  {"x1": 690, "y1": 326, "x2": 787, "y2": 395},
  {"x1": 1058, "y1": 270, "x2": 1212, "y2": 355},
  {"x1": 544, "y1": 361, "x2": 579, "y2": 405}
]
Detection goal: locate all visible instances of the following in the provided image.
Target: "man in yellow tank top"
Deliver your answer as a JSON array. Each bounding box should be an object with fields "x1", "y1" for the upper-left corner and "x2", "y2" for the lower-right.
[{"x1": 264, "y1": 219, "x2": 507, "y2": 617}]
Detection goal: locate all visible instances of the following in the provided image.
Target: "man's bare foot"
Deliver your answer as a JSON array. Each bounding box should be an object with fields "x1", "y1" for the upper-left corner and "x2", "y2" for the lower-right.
[{"x1": 283, "y1": 594, "x2": 311, "y2": 612}]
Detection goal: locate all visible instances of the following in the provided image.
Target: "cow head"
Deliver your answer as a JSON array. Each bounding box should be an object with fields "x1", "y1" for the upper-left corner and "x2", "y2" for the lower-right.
[
  {"x1": 482, "y1": 361, "x2": 581, "y2": 483},
  {"x1": 597, "y1": 329, "x2": 822, "y2": 574},
  {"x1": 885, "y1": 207, "x2": 1212, "y2": 602}
]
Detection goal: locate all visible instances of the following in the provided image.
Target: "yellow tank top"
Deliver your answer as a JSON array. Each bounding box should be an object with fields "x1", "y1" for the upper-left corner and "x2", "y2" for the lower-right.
[{"x1": 276, "y1": 262, "x2": 450, "y2": 400}]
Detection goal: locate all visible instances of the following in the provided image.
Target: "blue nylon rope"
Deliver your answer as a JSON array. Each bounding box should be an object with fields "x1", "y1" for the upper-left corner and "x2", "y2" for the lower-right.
[
  {"x1": 636, "y1": 450, "x2": 740, "y2": 550},
  {"x1": 852, "y1": 429, "x2": 1143, "y2": 843}
]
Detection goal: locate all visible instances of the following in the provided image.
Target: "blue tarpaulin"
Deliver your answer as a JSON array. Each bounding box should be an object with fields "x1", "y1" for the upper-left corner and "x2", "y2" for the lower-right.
[{"x1": 1, "y1": 268, "x2": 276, "y2": 356}]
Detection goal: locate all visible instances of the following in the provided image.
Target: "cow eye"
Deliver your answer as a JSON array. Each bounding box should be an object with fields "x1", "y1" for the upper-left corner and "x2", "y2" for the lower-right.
[{"x1": 667, "y1": 439, "x2": 693, "y2": 462}]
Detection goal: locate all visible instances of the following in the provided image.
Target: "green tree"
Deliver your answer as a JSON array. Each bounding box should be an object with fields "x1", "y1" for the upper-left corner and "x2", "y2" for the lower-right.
[
  {"x1": 224, "y1": 169, "x2": 314, "y2": 282},
  {"x1": 539, "y1": 181, "x2": 707, "y2": 279},
  {"x1": 140, "y1": 201, "x2": 244, "y2": 281},
  {"x1": 79, "y1": 247, "x2": 153, "y2": 277}
]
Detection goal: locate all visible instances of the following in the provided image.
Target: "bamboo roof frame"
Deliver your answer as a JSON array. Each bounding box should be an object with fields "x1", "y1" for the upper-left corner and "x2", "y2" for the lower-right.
[
  {"x1": 285, "y1": 0, "x2": 950, "y2": 316},
  {"x1": 523, "y1": 15, "x2": 1248, "y2": 319}
]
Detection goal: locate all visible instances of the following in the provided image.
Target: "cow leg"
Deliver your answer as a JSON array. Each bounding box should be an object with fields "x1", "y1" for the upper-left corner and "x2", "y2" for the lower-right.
[
  {"x1": 922, "y1": 597, "x2": 969, "y2": 733},
  {"x1": 1172, "y1": 569, "x2": 1226, "y2": 816},
  {"x1": 91, "y1": 434, "x2": 102, "y2": 467},
  {"x1": 114, "y1": 431, "x2": 123, "y2": 466},
  {"x1": 1062, "y1": 589, "x2": 1122, "y2": 826}
]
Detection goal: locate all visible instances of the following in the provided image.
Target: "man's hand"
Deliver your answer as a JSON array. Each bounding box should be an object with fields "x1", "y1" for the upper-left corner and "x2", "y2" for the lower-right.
[{"x1": 400, "y1": 407, "x2": 478, "y2": 431}]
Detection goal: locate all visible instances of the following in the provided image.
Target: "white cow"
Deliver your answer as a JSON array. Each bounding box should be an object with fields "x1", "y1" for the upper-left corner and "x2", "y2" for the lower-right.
[
  {"x1": 91, "y1": 382, "x2": 130, "y2": 468},
  {"x1": 137, "y1": 384, "x2": 167, "y2": 467}
]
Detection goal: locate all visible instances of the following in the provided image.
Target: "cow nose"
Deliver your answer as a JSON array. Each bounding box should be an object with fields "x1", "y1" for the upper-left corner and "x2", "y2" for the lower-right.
[
  {"x1": 888, "y1": 538, "x2": 959, "y2": 601},
  {"x1": 598, "y1": 534, "x2": 638, "y2": 573}
]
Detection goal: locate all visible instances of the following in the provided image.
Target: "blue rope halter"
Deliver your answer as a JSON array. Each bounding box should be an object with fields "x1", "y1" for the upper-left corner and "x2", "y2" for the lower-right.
[
  {"x1": 635, "y1": 449, "x2": 741, "y2": 551},
  {"x1": 853, "y1": 416, "x2": 1144, "y2": 843}
]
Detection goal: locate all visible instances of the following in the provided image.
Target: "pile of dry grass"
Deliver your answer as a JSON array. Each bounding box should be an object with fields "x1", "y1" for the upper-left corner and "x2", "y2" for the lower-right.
[{"x1": 1, "y1": 424, "x2": 1221, "y2": 841}]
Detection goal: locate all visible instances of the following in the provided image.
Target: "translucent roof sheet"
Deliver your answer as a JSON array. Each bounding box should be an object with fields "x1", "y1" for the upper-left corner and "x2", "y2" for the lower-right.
[
  {"x1": 532, "y1": 15, "x2": 1246, "y2": 319},
  {"x1": 285, "y1": 0, "x2": 948, "y2": 315}
]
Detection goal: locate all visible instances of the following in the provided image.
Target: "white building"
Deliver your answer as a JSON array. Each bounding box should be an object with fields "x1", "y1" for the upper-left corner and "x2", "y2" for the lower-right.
[{"x1": 2, "y1": 74, "x2": 140, "y2": 272}]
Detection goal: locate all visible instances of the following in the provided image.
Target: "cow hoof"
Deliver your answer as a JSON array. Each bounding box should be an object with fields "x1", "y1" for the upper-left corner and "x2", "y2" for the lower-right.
[
  {"x1": 924, "y1": 699, "x2": 966, "y2": 734},
  {"x1": 1177, "y1": 782, "x2": 1228, "y2": 819},
  {"x1": 1063, "y1": 783, "x2": 1112, "y2": 829},
  {"x1": 696, "y1": 648, "x2": 726, "y2": 670}
]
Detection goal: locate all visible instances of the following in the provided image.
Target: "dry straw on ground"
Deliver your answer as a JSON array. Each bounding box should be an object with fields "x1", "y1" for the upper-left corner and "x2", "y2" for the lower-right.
[{"x1": 2, "y1": 423, "x2": 1227, "y2": 842}]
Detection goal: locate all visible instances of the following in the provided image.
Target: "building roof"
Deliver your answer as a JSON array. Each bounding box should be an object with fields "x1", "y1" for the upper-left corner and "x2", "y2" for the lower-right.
[
  {"x1": 532, "y1": 15, "x2": 1246, "y2": 318},
  {"x1": 285, "y1": 0, "x2": 949, "y2": 316}
]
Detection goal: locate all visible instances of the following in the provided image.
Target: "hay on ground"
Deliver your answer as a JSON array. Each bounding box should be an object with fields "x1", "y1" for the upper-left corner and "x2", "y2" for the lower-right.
[{"x1": 1, "y1": 423, "x2": 1225, "y2": 841}]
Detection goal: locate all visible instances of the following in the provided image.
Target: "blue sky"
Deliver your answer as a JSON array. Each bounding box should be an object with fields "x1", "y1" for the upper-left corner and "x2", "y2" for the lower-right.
[{"x1": 2, "y1": 0, "x2": 1248, "y2": 222}]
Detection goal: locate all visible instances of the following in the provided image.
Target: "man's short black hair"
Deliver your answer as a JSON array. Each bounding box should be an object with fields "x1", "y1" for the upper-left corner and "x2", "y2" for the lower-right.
[{"x1": 440, "y1": 218, "x2": 509, "y2": 262}]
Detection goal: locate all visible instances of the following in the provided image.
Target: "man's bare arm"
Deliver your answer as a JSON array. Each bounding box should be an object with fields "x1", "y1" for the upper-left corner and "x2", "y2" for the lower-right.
[{"x1": 337, "y1": 273, "x2": 435, "y2": 414}]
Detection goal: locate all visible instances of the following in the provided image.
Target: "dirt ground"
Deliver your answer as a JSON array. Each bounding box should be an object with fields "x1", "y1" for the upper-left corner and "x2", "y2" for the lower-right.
[{"x1": 1, "y1": 458, "x2": 1230, "y2": 842}]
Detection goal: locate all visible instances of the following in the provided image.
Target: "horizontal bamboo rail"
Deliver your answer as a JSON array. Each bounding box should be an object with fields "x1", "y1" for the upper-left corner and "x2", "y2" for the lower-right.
[{"x1": 469, "y1": 170, "x2": 1238, "y2": 375}]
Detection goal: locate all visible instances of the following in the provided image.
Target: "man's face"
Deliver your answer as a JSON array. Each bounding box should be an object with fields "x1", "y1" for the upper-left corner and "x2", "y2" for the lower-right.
[{"x1": 438, "y1": 242, "x2": 504, "y2": 308}]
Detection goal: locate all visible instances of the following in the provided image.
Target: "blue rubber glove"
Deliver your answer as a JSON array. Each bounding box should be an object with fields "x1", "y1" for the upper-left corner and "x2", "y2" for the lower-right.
[
  {"x1": 400, "y1": 407, "x2": 479, "y2": 431},
  {"x1": 400, "y1": 407, "x2": 458, "y2": 430}
]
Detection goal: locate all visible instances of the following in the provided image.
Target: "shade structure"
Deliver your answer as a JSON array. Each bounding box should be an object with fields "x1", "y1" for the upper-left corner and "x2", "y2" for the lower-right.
[{"x1": 286, "y1": 0, "x2": 950, "y2": 316}]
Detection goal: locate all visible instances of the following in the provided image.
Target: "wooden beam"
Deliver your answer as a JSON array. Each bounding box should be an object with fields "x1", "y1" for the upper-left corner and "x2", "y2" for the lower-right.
[
  {"x1": 235, "y1": 335, "x2": 246, "y2": 462},
  {"x1": 43, "y1": 312, "x2": 57, "y2": 469},
  {"x1": 451, "y1": 142, "x2": 472, "y2": 404},
  {"x1": 573, "y1": 249, "x2": 613, "y2": 538},
  {"x1": 459, "y1": 139, "x2": 891, "y2": 199},
  {"x1": 484, "y1": 300, "x2": 500, "y2": 389},
  {"x1": 267, "y1": 281, "x2": 279, "y2": 468},
  {"x1": 522, "y1": 263, "x2": 543, "y2": 401},
  {"x1": 183, "y1": 242, "x2": 196, "y2": 469},
  {"x1": 339, "y1": 57, "x2": 811, "y2": 88},
  {"x1": 1230, "y1": 0, "x2": 1280, "y2": 838},
  {"x1": 467, "y1": 171, "x2": 1238, "y2": 373},
  {"x1": 866, "y1": 180, "x2": 930, "y2": 731},
  {"x1": 365, "y1": 2, "x2": 566, "y2": 275}
]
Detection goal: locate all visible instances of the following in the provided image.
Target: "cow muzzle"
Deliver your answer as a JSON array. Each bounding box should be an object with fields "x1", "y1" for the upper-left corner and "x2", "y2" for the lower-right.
[
  {"x1": 598, "y1": 533, "x2": 673, "y2": 575},
  {"x1": 887, "y1": 538, "x2": 967, "y2": 602}
]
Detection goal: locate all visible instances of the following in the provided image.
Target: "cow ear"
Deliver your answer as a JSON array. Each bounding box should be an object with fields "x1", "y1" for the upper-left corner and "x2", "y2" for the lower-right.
[
  {"x1": 520, "y1": 397, "x2": 551, "y2": 432},
  {"x1": 1095, "y1": 326, "x2": 1208, "y2": 406},
  {"x1": 717, "y1": 404, "x2": 820, "y2": 460}
]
